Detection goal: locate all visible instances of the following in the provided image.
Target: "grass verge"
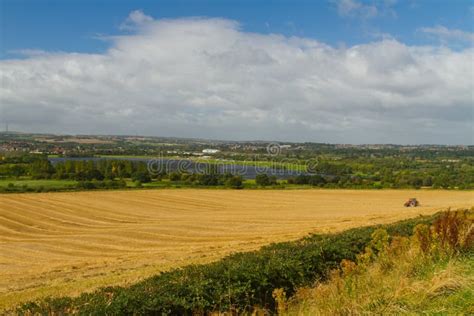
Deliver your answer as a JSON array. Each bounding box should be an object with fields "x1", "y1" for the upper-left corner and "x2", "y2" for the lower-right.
[{"x1": 283, "y1": 210, "x2": 473, "y2": 315}]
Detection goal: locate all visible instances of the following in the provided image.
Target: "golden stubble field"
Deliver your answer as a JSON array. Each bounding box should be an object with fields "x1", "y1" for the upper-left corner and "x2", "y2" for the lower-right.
[{"x1": 0, "y1": 189, "x2": 472, "y2": 309}]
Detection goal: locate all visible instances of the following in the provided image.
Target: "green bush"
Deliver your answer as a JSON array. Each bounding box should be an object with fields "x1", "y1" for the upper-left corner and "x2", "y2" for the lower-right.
[
  {"x1": 225, "y1": 176, "x2": 243, "y2": 189},
  {"x1": 131, "y1": 171, "x2": 151, "y2": 183},
  {"x1": 76, "y1": 180, "x2": 127, "y2": 190},
  {"x1": 169, "y1": 172, "x2": 182, "y2": 181},
  {"x1": 256, "y1": 174, "x2": 277, "y2": 186},
  {"x1": 134, "y1": 180, "x2": 143, "y2": 188}
]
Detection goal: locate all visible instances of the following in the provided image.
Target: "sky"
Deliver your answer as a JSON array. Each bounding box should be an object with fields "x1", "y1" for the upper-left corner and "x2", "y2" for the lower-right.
[{"x1": 0, "y1": 0, "x2": 473, "y2": 144}]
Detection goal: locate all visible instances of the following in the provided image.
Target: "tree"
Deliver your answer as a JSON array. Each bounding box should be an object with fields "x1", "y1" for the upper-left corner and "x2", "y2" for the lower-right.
[
  {"x1": 423, "y1": 176, "x2": 433, "y2": 187},
  {"x1": 198, "y1": 174, "x2": 219, "y2": 186},
  {"x1": 308, "y1": 175, "x2": 326, "y2": 186},
  {"x1": 132, "y1": 171, "x2": 151, "y2": 183},
  {"x1": 87, "y1": 169, "x2": 105, "y2": 181},
  {"x1": 10, "y1": 165, "x2": 25, "y2": 178},
  {"x1": 169, "y1": 172, "x2": 182, "y2": 181},
  {"x1": 30, "y1": 159, "x2": 55, "y2": 179},
  {"x1": 256, "y1": 174, "x2": 270, "y2": 186},
  {"x1": 226, "y1": 176, "x2": 243, "y2": 189},
  {"x1": 411, "y1": 177, "x2": 423, "y2": 189},
  {"x1": 294, "y1": 174, "x2": 310, "y2": 185},
  {"x1": 255, "y1": 174, "x2": 277, "y2": 186}
]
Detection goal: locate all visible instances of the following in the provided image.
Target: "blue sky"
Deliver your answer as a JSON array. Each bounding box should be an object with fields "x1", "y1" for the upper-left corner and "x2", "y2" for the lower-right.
[
  {"x1": 2, "y1": 0, "x2": 472, "y2": 58},
  {"x1": 0, "y1": 1, "x2": 473, "y2": 144}
]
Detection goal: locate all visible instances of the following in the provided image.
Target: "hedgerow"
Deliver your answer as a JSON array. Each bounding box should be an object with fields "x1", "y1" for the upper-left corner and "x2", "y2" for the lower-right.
[{"x1": 17, "y1": 214, "x2": 438, "y2": 315}]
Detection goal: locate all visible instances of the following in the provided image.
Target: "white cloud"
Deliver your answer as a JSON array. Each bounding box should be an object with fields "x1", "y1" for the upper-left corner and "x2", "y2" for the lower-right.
[
  {"x1": 0, "y1": 14, "x2": 473, "y2": 144},
  {"x1": 420, "y1": 25, "x2": 474, "y2": 45},
  {"x1": 7, "y1": 49, "x2": 55, "y2": 57},
  {"x1": 336, "y1": 0, "x2": 378, "y2": 18},
  {"x1": 335, "y1": 0, "x2": 397, "y2": 19},
  {"x1": 120, "y1": 10, "x2": 154, "y2": 30}
]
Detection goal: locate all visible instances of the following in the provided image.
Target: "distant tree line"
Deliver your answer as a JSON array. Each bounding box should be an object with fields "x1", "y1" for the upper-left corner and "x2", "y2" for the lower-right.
[
  {"x1": 0, "y1": 154, "x2": 472, "y2": 190},
  {"x1": 0, "y1": 155, "x2": 244, "y2": 190},
  {"x1": 167, "y1": 165, "x2": 243, "y2": 189}
]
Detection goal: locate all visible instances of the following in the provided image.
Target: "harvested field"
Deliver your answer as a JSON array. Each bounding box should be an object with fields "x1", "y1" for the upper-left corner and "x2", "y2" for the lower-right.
[{"x1": 0, "y1": 189, "x2": 472, "y2": 309}]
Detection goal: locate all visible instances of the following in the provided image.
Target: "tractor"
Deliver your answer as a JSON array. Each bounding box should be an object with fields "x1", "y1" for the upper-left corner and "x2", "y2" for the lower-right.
[{"x1": 404, "y1": 198, "x2": 419, "y2": 207}]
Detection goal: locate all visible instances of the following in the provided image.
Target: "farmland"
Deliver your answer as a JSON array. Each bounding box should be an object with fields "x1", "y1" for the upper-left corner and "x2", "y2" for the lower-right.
[{"x1": 0, "y1": 189, "x2": 473, "y2": 309}]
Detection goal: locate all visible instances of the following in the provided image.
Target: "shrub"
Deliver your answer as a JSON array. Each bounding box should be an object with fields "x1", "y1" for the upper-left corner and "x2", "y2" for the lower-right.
[
  {"x1": 131, "y1": 171, "x2": 151, "y2": 183},
  {"x1": 35, "y1": 185, "x2": 45, "y2": 193},
  {"x1": 308, "y1": 175, "x2": 326, "y2": 186},
  {"x1": 169, "y1": 172, "x2": 182, "y2": 181},
  {"x1": 76, "y1": 181, "x2": 96, "y2": 190},
  {"x1": 256, "y1": 174, "x2": 277, "y2": 186},
  {"x1": 198, "y1": 173, "x2": 220, "y2": 186},
  {"x1": 103, "y1": 179, "x2": 127, "y2": 189},
  {"x1": 134, "y1": 180, "x2": 143, "y2": 188},
  {"x1": 414, "y1": 224, "x2": 432, "y2": 254},
  {"x1": 412, "y1": 210, "x2": 474, "y2": 259},
  {"x1": 225, "y1": 176, "x2": 243, "y2": 189}
]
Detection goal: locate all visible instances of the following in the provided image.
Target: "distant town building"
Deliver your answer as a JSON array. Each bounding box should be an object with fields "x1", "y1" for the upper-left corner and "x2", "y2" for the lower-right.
[{"x1": 202, "y1": 149, "x2": 220, "y2": 154}]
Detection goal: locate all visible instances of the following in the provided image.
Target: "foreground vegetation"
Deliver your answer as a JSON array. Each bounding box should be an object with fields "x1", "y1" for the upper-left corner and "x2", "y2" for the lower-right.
[
  {"x1": 284, "y1": 210, "x2": 474, "y2": 315},
  {"x1": 16, "y1": 211, "x2": 457, "y2": 315}
]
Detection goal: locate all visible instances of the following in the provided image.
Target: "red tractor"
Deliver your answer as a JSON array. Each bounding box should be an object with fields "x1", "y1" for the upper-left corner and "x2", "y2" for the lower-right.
[{"x1": 404, "y1": 198, "x2": 419, "y2": 207}]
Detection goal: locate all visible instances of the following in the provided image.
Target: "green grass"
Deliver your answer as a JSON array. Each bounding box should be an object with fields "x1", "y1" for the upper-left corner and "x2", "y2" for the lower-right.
[
  {"x1": 138, "y1": 179, "x2": 315, "y2": 190},
  {"x1": 286, "y1": 255, "x2": 473, "y2": 315},
  {"x1": 96, "y1": 155, "x2": 309, "y2": 172},
  {"x1": 0, "y1": 178, "x2": 371, "y2": 192},
  {"x1": 0, "y1": 179, "x2": 77, "y2": 189},
  {"x1": 193, "y1": 158, "x2": 308, "y2": 172},
  {"x1": 0, "y1": 177, "x2": 308, "y2": 193},
  {"x1": 96, "y1": 154, "x2": 159, "y2": 159}
]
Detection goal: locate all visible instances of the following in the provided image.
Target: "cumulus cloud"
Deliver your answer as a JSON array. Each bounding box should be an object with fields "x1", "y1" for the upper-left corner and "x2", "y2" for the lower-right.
[
  {"x1": 120, "y1": 10, "x2": 154, "y2": 30},
  {"x1": 0, "y1": 13, "x2": 473, "y2": 144},
  {"x1": 336, "y1": 0, "x2": 378, "y2": 18},
  {"x1": 335, "y1": 0, "x2": 397, "y2": 19},
  {"x1": 419, "y1": 25, "x2": 474, "y2": 45}
]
